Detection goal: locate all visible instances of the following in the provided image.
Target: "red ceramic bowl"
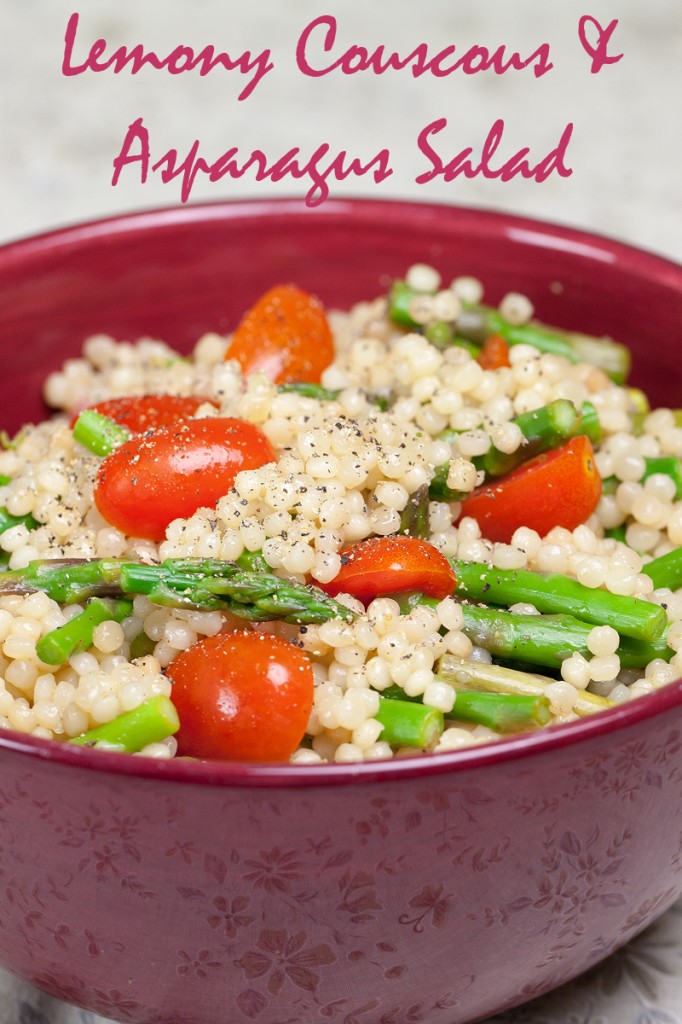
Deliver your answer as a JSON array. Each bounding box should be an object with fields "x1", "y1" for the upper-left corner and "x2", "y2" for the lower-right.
[{"x1": 0, "y1": 199, "x2": 680, "y2": 1024}]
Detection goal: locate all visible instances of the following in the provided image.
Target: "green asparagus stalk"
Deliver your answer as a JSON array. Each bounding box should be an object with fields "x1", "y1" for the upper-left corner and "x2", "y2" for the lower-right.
[
  {"x1": 482, "y1": 308, "x2": 631, "y2": 384},
  {"x1": 378, "y1": 682, "x2": 551, "y2": 733},
  {"x1": 69, "y1": 695, "x2": 179, "y2": 752},
  {"x1": 643, "y1": 547, "x2": 682, "y2": 591},
  {"x1": 0, "y1": 557, "x2": 354, "y2": 624},
  {"x1": 72, "y1": 410, "x2": 130, "y2": 456},
  {"x1": 424, "y1": 322, "x2": 480, "y2": 356},
  {"x1": 0, "y1": 558, "x2": 125, "y2": 604},
  {"x1": 451, "y1": 560, "x2": 667, "y2": 641},
  {"x1": 459, "y1": 602, "x2": 672, "y2": 671},
  {"x1": 389, "y1": 280, "x2": 432, "y2": 329},
  {"x1": 429, "y1": 399, "x2": 601, "y2": 501},
  {"x1": 374, "y1": 696, "x2": 443, "y2": 749},
  {"x1": 278, "y1": 382, "x2": 342, "y2": 401},
  {"x1": 278, "y1": 382, "x2": 391, "y2": 411},
  {"x1": 0, "y1": 508, "x2": 39, "y2": 536},
  {"x1": 576, "y1": 401, "x2": 602, "y2": 446},
  {"x1": 36, "y1": 597, "x2": 133, "y2": 665},
  {"x1": 476, "y1": 399, "x2": 580, "y2": 478},
  {"x1": 129, "y1": 630, "x2": 157, "y2": 660},
  {"x1": 438, "y1": 656, "x2": 613, "y2": 717},
  {"x1": 388, "y1": 280, "x2": 631, "y2": 383},
  {"x1": 449, "y1": 689, "x2": 551, "y2": 732},
  {"x1": 398, "y1": 484, "x2": 430, "y2": 539},
  {"x1": 428, "y1": 462, "x2": 468, "y2": 503}
]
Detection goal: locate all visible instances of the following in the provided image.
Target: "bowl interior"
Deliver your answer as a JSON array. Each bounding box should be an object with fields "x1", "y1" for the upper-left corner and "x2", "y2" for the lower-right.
[
  {"x1": 0, "y1": 198, "x2": 680, "y2": 437},
  {"x1": 0, "y1": 197, "x2": 680, "y2": 783}
]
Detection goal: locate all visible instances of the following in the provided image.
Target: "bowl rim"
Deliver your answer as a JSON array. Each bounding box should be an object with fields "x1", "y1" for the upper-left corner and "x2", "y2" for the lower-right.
[
  {"x1": 2, "y1": 679, "x2": 681, "y2": 787},
  {"x1": 0, "y1": 196, "x2": 680, "y2": 788},
  {"x1": 1, "y1": 195, "x2": 681, "y2": 279}
]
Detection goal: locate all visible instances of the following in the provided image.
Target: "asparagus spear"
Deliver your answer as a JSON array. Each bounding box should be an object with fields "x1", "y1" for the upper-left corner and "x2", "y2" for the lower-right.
[
  {"x1": 374, "y1": 696, "x2": 443, "y2": 749},
  {"x1": 459, "y1": 602, "x2": 671, "y2": 671},
  {"x1": 36, "y1": 596, "x2": 133, "y2": 665},
  {"x1": 0, "y1": 557, "x2": 353, "y2": 624},
  {"x1": 388, "y1": 280, "x2": 631, "y2": 383},
  {"x1": 379, "y1": 683, "x2": 551, "y2": 733},
  {"x1": 449, "y1": 689, "x2": 551, "y2": 732},
  {"x1": 423, "y1": 320, "x2": 480, "y2": 356},
  {"x1": 69, "y1": 695, "x2": 179, "y2": 752},
  {"x1": 72, "y1": 410, "x2": 130, "y2": 456},
  {"x1": 277, "y1": 382, "x2": 391, "y2": 411},
  {"x1": 429, "y1": 399, "x2": 601, "y2": 501},
  {"x1": 0, "y1": 558, "x2": 125, "y2": 604},
  {"x1": 451, "y1": 560, "x2": 667, "y2": 641},
  {"x1": 643, "y1": 547, "x2": 682, "y2": 591},
  {"x1": 438, "y1": 656, "x2": 613, "y2": 717},
  {"x1": 278, "y1": 382, "x2": 343, "y2": 401},
  {"x1": 398, "y1": 484, "x2": 430, "y2": 539},
  {"x1": 129, "y1": 630, "x2": 157, "y2": 660},
  {"x1": 0, "y1": 508, "x2": 39, "y2": 536}
]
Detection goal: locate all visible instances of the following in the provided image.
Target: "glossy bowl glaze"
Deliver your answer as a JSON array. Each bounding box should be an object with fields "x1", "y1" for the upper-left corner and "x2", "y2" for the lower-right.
[{"x1": 0, "y1": 199, "x2": 680, "y2": 1024}]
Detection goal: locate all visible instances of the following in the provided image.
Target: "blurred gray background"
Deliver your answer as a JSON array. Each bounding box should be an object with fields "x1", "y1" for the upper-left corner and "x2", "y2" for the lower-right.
[{"x1": 0, "y1": 0, "x2": 680, "y2": 261}]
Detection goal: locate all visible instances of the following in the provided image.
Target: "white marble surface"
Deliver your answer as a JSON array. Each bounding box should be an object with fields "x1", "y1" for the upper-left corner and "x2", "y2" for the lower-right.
[{"x1": 0, "y1": 1, "x2": 681, "y2": 1022}]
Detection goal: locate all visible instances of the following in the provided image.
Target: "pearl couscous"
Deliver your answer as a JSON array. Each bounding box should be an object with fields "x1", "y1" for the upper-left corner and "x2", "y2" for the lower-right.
[{"x1": 0, "y1": 267, "x2": 680, "y2": 764}]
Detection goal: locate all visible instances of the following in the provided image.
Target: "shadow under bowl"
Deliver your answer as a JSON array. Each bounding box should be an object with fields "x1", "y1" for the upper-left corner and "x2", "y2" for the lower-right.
[{"x1": 0, "y1": 198, "x2": 680, "y2": 1024}]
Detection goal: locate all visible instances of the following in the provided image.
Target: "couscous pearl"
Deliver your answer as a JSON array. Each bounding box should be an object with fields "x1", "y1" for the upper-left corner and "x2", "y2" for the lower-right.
[
  {"x1": 587, "y1": 625, "x2": 620, "y2": 657},
  {"x1": 589, "y1": 654, "x2": 621, "y2": 682},
  {"x1": 406, "y1": 263, "x2": 442, "y2": 292},
  {"x1": 423, "y1": 681, "x2": 456, "y2": 712},
  {"x1": 93, "y1": 621, "x2": 126, "y2": 654},
  {"x1": 545, "y1": 681, "x2": 579, "y2": 718},
  {"x1": 499, "y1": 292, "x2": 534, "y2": 325},
  {"x1": 560, "y1": 653, "x2": 592, "y2": 689}
]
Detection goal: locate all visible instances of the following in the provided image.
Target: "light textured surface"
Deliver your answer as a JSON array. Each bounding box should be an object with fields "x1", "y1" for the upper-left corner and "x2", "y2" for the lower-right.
[{"x1": 0, "y1": 0, "x2": 681, "y2": 1021}]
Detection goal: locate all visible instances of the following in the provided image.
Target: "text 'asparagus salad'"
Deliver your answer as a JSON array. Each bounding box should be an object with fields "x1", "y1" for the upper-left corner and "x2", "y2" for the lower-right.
[{"x1": 0, "y1": 268, "x2": 681, "y2": 763}]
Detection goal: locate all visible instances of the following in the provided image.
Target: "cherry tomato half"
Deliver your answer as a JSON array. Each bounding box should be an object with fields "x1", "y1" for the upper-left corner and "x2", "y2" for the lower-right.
[
  {"x1": 477, "y1": 334, "x2": 511, "y2": 370},
  {"x1": 319, "y1": 535, "x2": 457, "y2": 604},
  {"x1": 458, "y1": 435, "x2": 602, "y2": 543},
  {"x1": 94, "y1": 417, "x2": 275, "y2": 541},
  {"x1": 167, "y1": 630, "x2": 315, "y2": 762},
  {"x1": 226, "y1": 284, "x2": 335, "y2": 384},
  {"x1": 71, "y1": 394, "x2": 216, "y2": 433}
]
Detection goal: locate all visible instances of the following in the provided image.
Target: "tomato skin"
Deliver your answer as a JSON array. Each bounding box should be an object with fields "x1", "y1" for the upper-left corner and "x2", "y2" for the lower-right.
[
  {"x1": 477, "y1": 334, "x2": 511, "y2": 370},
  {"x1": 226, "y1": 284, "x2": 335, "y2": 384},
  {"x1": 319, "y1": 535, "x2": 457, "y2": 604},
  {"x1": 167, "y1": 630, "x2": 314, "y2": 762},
  {"x1": 94, "y1": 418, "x2": 275, "y2": 541},
  {"x1": 71, "y1": 394, "x2": 215, "y2": 433},
  {"x1": 458, "y1": 435, "x2": 602, "y2": 543}
]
